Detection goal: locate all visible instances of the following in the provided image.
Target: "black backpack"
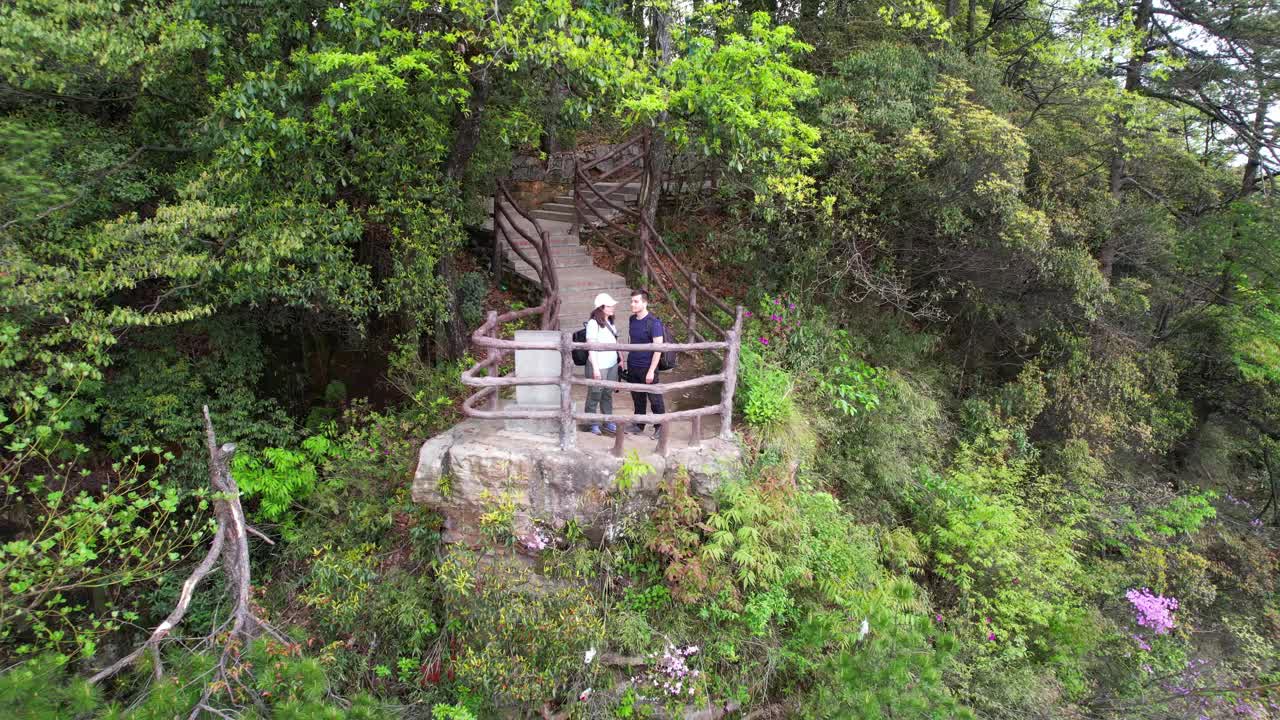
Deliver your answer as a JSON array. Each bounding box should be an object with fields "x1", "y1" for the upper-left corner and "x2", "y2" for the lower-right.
[
  {"x1": 571, "y1": 322, "x2": 589, "y2": 366},
  {"x1": 639, "y1": 314, "x2": 677, "y2": 372},
  {"x1": 572, "y1": 320, "x2": 619, "y2": 366}
]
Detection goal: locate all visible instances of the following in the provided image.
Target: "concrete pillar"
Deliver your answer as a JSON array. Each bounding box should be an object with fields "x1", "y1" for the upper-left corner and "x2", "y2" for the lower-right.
[{"x1": 506, "y1": 329, "x2": 561, "y2": 434}]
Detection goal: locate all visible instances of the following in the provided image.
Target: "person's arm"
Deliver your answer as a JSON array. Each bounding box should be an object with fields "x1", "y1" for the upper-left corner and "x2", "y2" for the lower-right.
[
  {"x1": 646, "y1": 332, "x2": 663, "y2": 383},
  {"x1": 586, "y1": 321, "x2": 605, "y2": 379},
  {"x1": 615, "y1": 320, "x2": 626, "y2": 366}
]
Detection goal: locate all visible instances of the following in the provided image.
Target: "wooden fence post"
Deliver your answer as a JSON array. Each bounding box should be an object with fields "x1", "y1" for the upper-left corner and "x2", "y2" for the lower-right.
[
  {"x1": 687, "y1": 272, "x2": 699, "y2": 343},
  {"x1": 613, "y1": 423, "x2": 626, "y2": 457},
  {"x1": 491, "y1": 193, "x2": 503, "y2": 286},
  {"x1": 560, "y1": 330, "x2": 576, "y2": 451},
  {"x1": 638, "y1": 229, "x2": 650, "y2": 290},
  {"x1": 540, "y1": 230, "x2": 555, "y2": 330},
  {"x1": 719, "y1": 306, "x2": 745, "y2": 440},
  {"x1": 657, "y1": 423, "x2": 671, "y2": 457},
  {"x1": 571, "y1": 169, "x2": 582, "y2": 237},
  {"x1": 486, "y1": 310, "x2": 499, "y2": 411}
]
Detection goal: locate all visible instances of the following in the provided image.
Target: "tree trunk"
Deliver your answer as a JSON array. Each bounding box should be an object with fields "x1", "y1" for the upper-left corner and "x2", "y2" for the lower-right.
[
  {"x1": 1100, "y1": 148, "x2": 1124, "y2": 280},
  {"x1": 1100, "y1": 0, "x2": 1153, "y2": 282},
  {"x1": 541, "y1": 80, "x2": 567, "y2": 159},
  {"x1": 966, "y1": 0, "x2": 977, "y2": 51},
  {"x1": 1241, "y1": 84, "x2": 1269, "y2": 196},
  {"x1": 436, "y1": 75, "x2": 492, "y2": 360},
  {"x1": 637, "y1": 9, "x2": 673, "y2": 289}
]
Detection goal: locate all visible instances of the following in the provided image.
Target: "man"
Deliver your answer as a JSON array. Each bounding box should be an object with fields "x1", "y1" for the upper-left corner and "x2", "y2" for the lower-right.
[{"x1": 625, "y1": 289, "x2": 665, "y2": 438}]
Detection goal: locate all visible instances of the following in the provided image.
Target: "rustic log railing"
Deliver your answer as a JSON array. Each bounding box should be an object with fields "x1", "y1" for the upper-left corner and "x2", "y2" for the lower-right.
[
  {"x1": 460, "y1": 305, "x2": 743, "y2": 456},
  {"x1": 492, "y1": 179, "x2": 560, "y2": 329}
]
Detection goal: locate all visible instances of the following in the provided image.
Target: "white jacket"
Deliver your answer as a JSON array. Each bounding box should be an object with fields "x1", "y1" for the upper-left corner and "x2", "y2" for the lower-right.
[{"x1": 586, "y1": 318, "x2": 619, "y2": 369}]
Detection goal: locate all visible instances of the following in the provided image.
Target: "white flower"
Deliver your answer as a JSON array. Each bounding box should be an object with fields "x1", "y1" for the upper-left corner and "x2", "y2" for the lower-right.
[
  {"x1": 859, "y1": 618, "x2": 870, "y2": 639},
  {"x1": 584, "y1": 647, "x2": 597, "y2": 665},
  {"x1": 578, "y1": 688, "x2": 592, "y2": 702}
]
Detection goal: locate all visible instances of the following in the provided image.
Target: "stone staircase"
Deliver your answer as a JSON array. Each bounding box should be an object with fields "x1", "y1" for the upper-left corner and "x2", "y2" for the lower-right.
[{"x1": 491, "y1": 182, "x2": 642, "y2": 339}]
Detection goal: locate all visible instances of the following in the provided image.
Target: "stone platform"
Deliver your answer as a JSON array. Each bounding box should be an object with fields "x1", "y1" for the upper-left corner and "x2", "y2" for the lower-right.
[{"x1": 412, "y1": 418, "x2": 741, "y2": 547}]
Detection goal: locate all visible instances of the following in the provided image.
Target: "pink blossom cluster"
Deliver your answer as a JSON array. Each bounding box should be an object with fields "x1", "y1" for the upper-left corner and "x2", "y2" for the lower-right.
[
  {"x1": 521, "y1": 526, "x2": 551, "y2": 552},
  {"x1": 1126, "y1": 588, "x2": 1179, "y2": 635},
  {"x1": 634, "y1": 644, "x2": 701, "y2": 699}
]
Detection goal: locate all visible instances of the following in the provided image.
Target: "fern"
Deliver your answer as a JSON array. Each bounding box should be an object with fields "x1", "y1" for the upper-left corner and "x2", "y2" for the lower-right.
[{"x1": 232, "y1": 435, "x2": 341, "y2": 521}]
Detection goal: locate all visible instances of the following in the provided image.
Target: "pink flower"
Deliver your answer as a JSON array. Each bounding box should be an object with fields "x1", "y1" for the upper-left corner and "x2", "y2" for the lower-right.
[
  {"x1": 987, "y1": 632, "x2": 996, "y2": 642},
  {"x1": 934, "y1": 614, "x2": 943, "y2": 622},
  {"x1": 759, "y1": 338, "x2": 768, "y2": 345},
  {"x1": 788, "y1": 303, "x2": 795, "y2": 309},
  {"x1": 745, "y1": 311, "x2": 752, "y2": 317},
  {"x1": 1126, "y1": 588, "x2": 1178, "y2": 635}
]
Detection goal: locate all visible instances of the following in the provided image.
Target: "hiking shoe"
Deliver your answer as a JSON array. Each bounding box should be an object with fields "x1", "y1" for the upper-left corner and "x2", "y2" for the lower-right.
[
  {"x1": 589, "y1": 425, "x2": 602, "y2": 435},
  {"x1": 651, "y1": 426, "x2": 663, "y2": 439},
  {"x1": 603, "y1": 422, "x2": 618, "y2": 434},
  {"x1": 625, "y1": 423, "x2": 645, "y2": 435}
]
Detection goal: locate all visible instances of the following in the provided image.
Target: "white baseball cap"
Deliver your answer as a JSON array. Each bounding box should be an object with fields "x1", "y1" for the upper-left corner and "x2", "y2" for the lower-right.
[{"x1": 593, "y1": 293, "x2": 617, "y2": 307}]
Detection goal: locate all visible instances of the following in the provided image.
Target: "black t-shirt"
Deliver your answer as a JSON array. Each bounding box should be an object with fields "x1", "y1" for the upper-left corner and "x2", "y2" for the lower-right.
[{"x1": 627, "y1": 313, "x2": 665, "y2": 371}]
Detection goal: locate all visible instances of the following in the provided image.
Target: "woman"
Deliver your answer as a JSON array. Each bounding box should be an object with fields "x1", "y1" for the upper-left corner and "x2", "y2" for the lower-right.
[{"x1": 584, "y1": 292, "x2": 620, "y2": 435}]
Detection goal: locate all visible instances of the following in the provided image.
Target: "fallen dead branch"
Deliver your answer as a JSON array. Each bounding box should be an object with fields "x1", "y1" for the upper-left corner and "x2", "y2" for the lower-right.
[{"x1": 89, "y1": 406, "x2": 284, "y2": 719}]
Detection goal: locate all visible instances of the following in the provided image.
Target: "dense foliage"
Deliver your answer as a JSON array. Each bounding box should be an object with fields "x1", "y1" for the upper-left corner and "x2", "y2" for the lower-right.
[{"x1": 3, "y1": 0, "x2": 1279, "y2": 718}]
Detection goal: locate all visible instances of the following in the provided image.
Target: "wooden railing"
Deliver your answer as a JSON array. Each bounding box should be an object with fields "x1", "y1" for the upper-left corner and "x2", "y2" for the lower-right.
[
  {"x1": 491, "y1": 179, "x2": 560, "y2": 329},
  {"x1": 460, "y1": 305, "x2": 743, "y2": 456}
]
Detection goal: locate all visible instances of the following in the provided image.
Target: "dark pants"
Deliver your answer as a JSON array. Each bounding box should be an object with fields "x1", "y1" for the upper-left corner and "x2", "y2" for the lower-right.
[{"x1": 628, "y1": 366, "x2": 665, "y2": 429}]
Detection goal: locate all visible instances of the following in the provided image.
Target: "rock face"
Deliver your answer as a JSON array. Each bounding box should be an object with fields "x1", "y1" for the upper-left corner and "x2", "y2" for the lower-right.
[{"x1": 412, "y1": 419, "x2": 741, "y2": 547}]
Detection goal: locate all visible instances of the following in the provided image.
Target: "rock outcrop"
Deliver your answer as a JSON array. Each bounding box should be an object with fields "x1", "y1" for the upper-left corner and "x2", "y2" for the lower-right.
[{"x1": 412, "y1": 419, "x2": 740, "y2": 547}]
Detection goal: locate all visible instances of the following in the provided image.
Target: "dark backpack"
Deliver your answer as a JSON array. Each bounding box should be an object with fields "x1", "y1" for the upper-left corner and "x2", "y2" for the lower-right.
[
  {"x1": 571, "y1": 322, "x2": 589, "y2": 366},
  {"x1": 642, "y1": 314, "x2": 677, "y2": 372},
  {"x1": 572, "y1": 320, "x2": 619, "y2": 366}
]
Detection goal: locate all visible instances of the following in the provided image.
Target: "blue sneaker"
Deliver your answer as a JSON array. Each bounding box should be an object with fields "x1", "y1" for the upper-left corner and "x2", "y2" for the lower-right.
[
  {"x1": 604, "y1": 422, "x2": 618, "y2": 434},
  {"x1": 589, "y1": 424, "x2": 602, "y2": 435}
]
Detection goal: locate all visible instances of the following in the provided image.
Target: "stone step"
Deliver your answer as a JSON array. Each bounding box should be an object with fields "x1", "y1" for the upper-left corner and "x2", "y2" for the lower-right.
[
  {"x1": 558, "y1": 290, "x2": 634, "y2": 316},
  {"x1": 506, "y1": 242, "x2": 589, "y2": 257},
  {"x1": 556, "y1": 270, "x2": 628, "y2": 292},
  {"x1": 558, "y1": 285, "x2": 632, "y2": 305},
  {"x1": 510, "y1": 252, "x2": 596, "y2": 271},
  {"x1": 503, "y1": 234, "x2": 580, "y2": 250},
  {"x1": 567, "y1": 193, "x2": 639, "y2": 209},
  {"x1": 533, "y1": 208, "x2": 576, "y2": 223},
  {"x1": 496, "y1": 213, "x2": 575, "y2": 237}
]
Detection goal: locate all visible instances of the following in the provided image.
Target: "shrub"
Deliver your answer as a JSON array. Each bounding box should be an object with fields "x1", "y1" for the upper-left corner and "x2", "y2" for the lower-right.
[
  {"x1": 917, "y1": 438, "x2": 1088, "y2": 648},
  {"x1": 456, "y1": 271, "x2": 489, "y2": 328},
  {"x1": 232, "y1": 434, "x2": 342, "y2": 522},
  {"x1": 436, "y1": 551, "x2": 604, "y2": 710},
  {"x1": 0, "y1": 449, "x2": 209, "y2": 662},
  {"x1": 93, "y1": 320, "x2": 297, "y2": 485},
  {"x1": 0, "y1": 641, "x2": 396, "y2": 719}
]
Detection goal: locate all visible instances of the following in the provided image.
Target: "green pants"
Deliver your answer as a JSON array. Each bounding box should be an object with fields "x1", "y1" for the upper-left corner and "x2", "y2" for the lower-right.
[{"x1": 585, "y1": 361, "x2": 618, "y2": 416}]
